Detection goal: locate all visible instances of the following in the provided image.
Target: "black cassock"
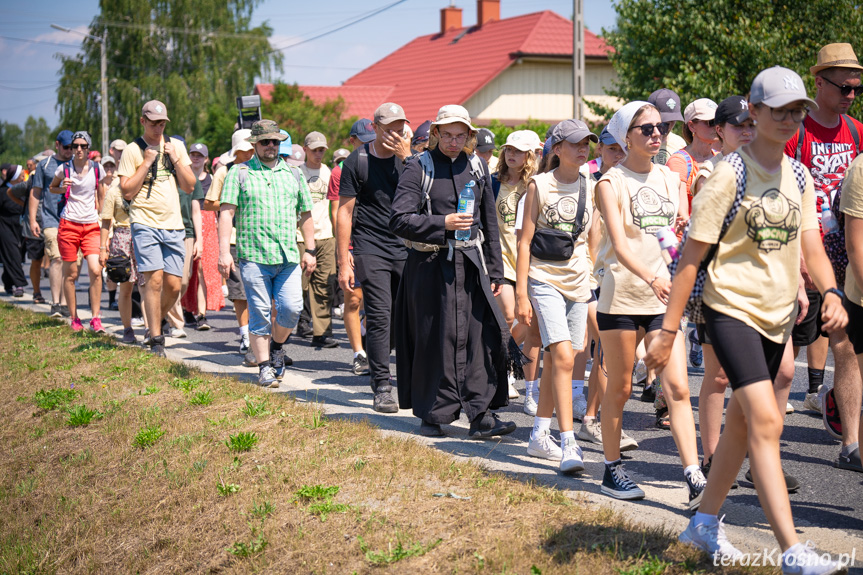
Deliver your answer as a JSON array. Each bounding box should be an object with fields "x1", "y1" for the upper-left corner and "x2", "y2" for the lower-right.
[{"x1": 389, "y1": 146, "x2": 510, "y2": 425}]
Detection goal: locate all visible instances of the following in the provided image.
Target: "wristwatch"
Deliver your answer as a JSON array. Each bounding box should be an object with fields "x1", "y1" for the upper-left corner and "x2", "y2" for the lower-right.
[
  {"x1": 824, "y1": 287, "x2": 844, "y2": 300},
  {"x1": 304, "y1": 248, "x2": 317, "y2": 256}
]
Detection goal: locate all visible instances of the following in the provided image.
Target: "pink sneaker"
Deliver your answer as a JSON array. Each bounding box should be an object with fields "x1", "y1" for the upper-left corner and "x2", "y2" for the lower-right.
[
  {"x1": 90, "y1": 317, "x2": 105, "y2": 334},
  {"x1": 70, "y1": 318, "x2": 84, "y2": 332}
]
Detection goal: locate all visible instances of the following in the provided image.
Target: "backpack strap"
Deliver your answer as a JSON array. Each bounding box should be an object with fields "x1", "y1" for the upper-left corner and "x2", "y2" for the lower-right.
[
  {"x1": 417, "y1": 150, "x2": 434, "y2": 216},
  {"x1": 794, "y1": 123, "x2": 806, "y2": 162},
  {"x1": 701, "y1": 151, "x2": 748, "y2": 269},
  {"x1": 133, "y1": 136, "x2": 157, "y2": 199},
  {"x1": 356, "y1": 143, "x2": 369, "y2": 190},
  {"x1": 842, "y1": 114, "x2": 861, "y2": 153},
  {"x1": 573, "y1": 174, "x2": 587, "y2": 238},
  {"x1": 491, "y1": 174, "x2": 501, "y2": 199},
  {"x1": 670, "y1": 149, "x2": 693, "y2": 180},
  {"x1": 787, "y1": 157, "x2": 808, "y2": 197}
]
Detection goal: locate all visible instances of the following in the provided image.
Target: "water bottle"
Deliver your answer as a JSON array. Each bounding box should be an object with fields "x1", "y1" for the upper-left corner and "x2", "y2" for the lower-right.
[
  {"x1": 455, "y1": 180, "x2": 475, "y2": 241},
  {"x1": 821, "y1": 202, "x2": 840, "y2": 236},
  {"x1": 656, "y1": 226, "x2": 680, "y2": 267}
]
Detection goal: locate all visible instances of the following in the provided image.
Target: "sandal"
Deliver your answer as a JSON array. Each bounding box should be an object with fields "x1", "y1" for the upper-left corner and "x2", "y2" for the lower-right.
[
  {"x1": 655, "y1": 407, "x2": 670, "y2": 430},
  {"x1": 33, "y1": 293, "x2": 46, "y2": 304}
]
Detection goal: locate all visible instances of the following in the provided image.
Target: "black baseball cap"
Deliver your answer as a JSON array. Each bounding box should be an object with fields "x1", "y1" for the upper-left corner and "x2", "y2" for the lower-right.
[
  {"x1": 714, "y1": 95, "x2": 750, "y2": 126},
  {"x1": 475, "y1": 128, "x2": 496, "y2": 152},
  {"x1": 648, "y1": 88, "x2": 684, "y2": 123}
]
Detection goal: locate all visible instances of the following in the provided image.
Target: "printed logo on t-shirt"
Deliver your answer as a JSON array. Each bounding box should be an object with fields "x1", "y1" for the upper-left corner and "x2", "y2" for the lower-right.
[
  {"x1": 744, "y1": 189, "x2": 801, "y2": 252},
  {"x1": 542, "y1": 195, "x2": 589, "y2": 233},
  {"x1": 808, "y1": 141, "x2": 856, "y2": 202},
  {"x1": 630, "y1": 186, "x2": 675, "y2": 234},
  {"x1": 306, "y1": 175, "x2": 327, "y2": 202},
  {"x1": 497, "y1": 189, "x2": 521, "y2": 225}
]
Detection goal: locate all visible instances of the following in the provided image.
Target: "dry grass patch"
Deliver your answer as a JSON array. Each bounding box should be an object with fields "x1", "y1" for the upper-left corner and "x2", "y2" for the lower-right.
[{"x1": 0, "y1": 303, "x2": 767, "y2": 574}]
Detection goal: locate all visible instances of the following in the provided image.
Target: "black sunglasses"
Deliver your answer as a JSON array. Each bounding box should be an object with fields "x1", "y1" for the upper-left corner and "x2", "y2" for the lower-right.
[
  {"x1": 823, "y1": 76, "x2": 863, "y2": 98},
  {"x1": 72, "y1": 144, "x2": 89, "y2": 150},
  {"x1": 258, "y1": 139, "x2": 280, "y2": 147},
  {"x1": 630, "y1": 122, "x2": 670, "y2": 137}
]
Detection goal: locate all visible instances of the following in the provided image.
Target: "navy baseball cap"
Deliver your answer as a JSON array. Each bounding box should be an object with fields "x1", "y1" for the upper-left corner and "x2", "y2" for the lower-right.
[
  {"x1": 412, "y1": 120, "x2": 431, "y2": 145},
  {"x1": 648, "y1": 88, "x2": 684, "y2": 123},
  {"x1": 350, "y1": 119, "x2": 375, "y2": 143},
  {"x1": 56, "y1": 130, "x2": 74, "y2": 146},
  {"x1": 598, "y1": 127, "x2": 618, "y2": 145}
]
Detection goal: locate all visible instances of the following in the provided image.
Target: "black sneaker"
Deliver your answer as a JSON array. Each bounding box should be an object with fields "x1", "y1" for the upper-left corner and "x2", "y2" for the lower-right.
[
  {"x1": 373, "y1": 390, "x2": 399, "y2": 413},
  {"x1": 419, "y1": 420, "x2": 444, "y2": 437},
  {"x1": 640, "y1": 383, "x2": 656, "y2": 403},
  {"x1": 59, "y1": 305, "x2": 71, "y2": 318},
  {"x1": 744, "y1": 466, "x2": 800, "y2": 493},
  {"x1": 195, "y1": 314, "x2": 211, "y2": 331},
  {"x1": 702, "y1": 455, "x2": 738, "y2": 489},
  {"x1": 295, "y1": 321, "x2": 313, "y2": 338},
  {"x1": 108, "y1": 301, "x2": 119, "y2": 311},
  {"x1": 146, "y1": 335, "x2": 167, "y2": 358},
  {"x1": 271, "y1": 348, "x2": 293, "y2": 379},
  {"x1": 468, "y1": 412, "x2": 516, "y2": 439},
  {"x1": 601, "y1": 460, "x2": 645, "y2": 500},
  {"x1": 685, "y1": 468, "x2": 707, "y2": 513},
  {"x1": 834, "y1": 446, "x2": 862, "y2": 472},
  {"x1": 352, "y1": 353, "x2": 370, "y2": 375},
  {"x1": 183, "y1": 310, "x2": 196, "y2": 326},
  {"x1": 50, "y1": 303, "x2": 63, "y2": 318},
  {"x1": 311, "y1": 335, "x2": 338, "y2": 348},
  {"x1": 238, "y1": 336, "x2": 250, "y2": 355}
]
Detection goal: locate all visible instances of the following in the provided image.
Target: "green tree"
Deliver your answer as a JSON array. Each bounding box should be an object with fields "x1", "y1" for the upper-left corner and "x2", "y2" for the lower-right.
[
  {"x1": 0, "y1": 118, "x2": 55, "y2": 166},
  {"x1": 22, "y1": 117, "x2": 54, "y2": 156},
  {"x1": 602, "y1": 0, "x2": 863, "y2": 119},
  {"x1": 56, "y1": 0, "x2": 282, "y2": 152},
  {"x1": 262, "y1": 83, "x2": 357, "y2": 164}
]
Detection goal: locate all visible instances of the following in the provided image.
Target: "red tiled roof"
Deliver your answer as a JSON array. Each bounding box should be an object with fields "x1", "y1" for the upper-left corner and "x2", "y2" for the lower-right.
[{"x1": 256, "y1": 10, "x2": 612, "y2": 123}]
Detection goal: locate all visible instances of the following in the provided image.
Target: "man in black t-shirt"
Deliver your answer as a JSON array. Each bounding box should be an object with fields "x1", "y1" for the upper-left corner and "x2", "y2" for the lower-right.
[{"x1": 337, "y1": 102, "x2": 412, "y2": 413}]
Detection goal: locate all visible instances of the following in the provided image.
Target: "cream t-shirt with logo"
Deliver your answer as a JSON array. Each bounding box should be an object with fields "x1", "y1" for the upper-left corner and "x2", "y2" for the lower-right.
[
  {"x1": 839, "y1": 154, "x2": 863, "y2": 306},
  {"x1": 117, "y1": 137, "x2": 191, "y2": 230},
  {"x1": 528, "y1": 171, "x2": 593, "y2": 302},
  {"x1": 689, "y1": 149, "x2": 817, "y2": 342},
  {"x1": 596, "y1": 164, "x2": 679, "y2": 315},
  {"x1": 496, "y1": 179, "x2": 524, "y2": 281},
  {"x1": 298, "y1": 164, "x2": 332, "y2": 242}
]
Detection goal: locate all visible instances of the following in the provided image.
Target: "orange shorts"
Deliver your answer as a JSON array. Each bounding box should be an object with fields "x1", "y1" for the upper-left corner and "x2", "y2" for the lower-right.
[{"x1": 58, "y1": 218, "x2": 100, "y2": 262}]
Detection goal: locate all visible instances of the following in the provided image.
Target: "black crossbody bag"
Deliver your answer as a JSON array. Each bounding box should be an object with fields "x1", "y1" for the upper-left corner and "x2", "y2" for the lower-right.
[{"x1": 530, "y1": 174, "x2": 587, "y2": 261}]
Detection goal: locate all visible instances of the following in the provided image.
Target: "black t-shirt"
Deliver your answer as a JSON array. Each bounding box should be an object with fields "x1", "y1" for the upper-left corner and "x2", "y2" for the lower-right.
[
  {"x1": 0, "y1": 183, "x2": 24, "y2": 219},
  {"x1": 339, "y1": 146, "x2": 407, "y2": 260}
]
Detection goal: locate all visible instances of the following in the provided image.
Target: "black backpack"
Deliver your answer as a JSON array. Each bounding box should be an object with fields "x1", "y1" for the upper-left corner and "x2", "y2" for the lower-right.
[{"x1": 131, "y1": 135, "x2": 178, "y2": 200}]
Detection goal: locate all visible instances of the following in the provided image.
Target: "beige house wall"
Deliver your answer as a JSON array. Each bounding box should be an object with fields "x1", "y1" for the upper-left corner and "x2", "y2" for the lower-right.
[{"x1": 464, "y1": 59, "x2": 622, "y2": 124}]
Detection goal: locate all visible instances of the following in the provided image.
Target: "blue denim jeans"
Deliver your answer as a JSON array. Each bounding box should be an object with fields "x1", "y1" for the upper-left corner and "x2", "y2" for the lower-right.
[{"x1": 239, "y1": 257, "x2": 303, "y2": 336}]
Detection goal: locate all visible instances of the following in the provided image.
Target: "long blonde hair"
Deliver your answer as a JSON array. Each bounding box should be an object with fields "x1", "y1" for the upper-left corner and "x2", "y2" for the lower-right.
[{"x1": 495, "y1": 146, "x2": 538, "y2": 189}]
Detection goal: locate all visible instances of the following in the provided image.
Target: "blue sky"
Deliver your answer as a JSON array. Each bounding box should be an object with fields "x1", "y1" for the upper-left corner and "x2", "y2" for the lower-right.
[{"x1": 0, "y1": 0, "x2": 617, "y2": 128}]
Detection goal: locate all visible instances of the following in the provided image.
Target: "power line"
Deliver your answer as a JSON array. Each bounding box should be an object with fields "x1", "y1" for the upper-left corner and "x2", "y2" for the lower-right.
[
  {"x1": 0, "y1": 83, "x2": 58, "y2": 92},
  {"x1": 267, "y1": 0, "x2": 410, "y2": 54},
  {"x1": 0, "y1": 34, "x2": 81, "y2": 48}
]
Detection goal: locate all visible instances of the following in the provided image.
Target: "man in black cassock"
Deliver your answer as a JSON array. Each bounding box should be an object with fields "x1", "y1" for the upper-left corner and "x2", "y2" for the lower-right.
[{"x1": 390, "y1": 105, "x2": 516, "y2": 439}]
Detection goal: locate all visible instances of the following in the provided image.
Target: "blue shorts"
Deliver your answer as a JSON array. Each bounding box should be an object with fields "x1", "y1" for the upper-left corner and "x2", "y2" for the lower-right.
[
  {"x1": 528, "y1": 278, "x2": 588, "y2": 351},
  {"x1": 239, "y1": 258, "x2": 303, "y2": 336},
  {"x1": 131, "y1": 223, "x2": 185, "y2": 277}
]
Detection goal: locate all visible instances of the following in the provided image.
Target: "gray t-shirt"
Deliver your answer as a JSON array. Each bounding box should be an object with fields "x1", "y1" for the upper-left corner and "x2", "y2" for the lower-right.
[
  {"x1": 31, "y1": 155, "x2": 64, "y2": 229},
  {"x1": 8, "y1": 179, "x2": 39, "y2": 239}
]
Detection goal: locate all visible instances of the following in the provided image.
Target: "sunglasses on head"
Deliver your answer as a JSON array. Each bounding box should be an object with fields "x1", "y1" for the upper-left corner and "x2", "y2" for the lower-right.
[
  {"x1": 258, "y1": 139, "x2": 280, "y2": 147},
  {"x1": 630, "y1": 122, "x2": 670, "y2": 137},
  {"x1": 823, "y1": 76, "x2": 863, "y2": 98},
  {"x1": 72, "y1": 144, "x2": 89, "y2": 150}
]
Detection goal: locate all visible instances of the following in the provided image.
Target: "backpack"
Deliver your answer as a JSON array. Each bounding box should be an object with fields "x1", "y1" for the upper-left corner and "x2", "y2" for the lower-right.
[
  {"x1": 131, "y1": 135, "x2": 177, "y2": 200},
  {"x1": 235, "y1": 160, "x2": 304, "y2": 193},
  {"x1": 669, "y1": 152, "x2": 808, "y2": 324},
  {"x1": 59, "y1": 159, "x2": 101, "y2": 215},
  {"x1": 794, "y1": 114, "x2": 861, "y2": 288}
]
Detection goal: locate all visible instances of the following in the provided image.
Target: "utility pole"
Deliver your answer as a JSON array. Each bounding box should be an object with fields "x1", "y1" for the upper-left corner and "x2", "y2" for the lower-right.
[
  {"x1": 573, "y1": 0, "x2": 584, "y2": 120},
  {"x1": 51, "y1": 24, "x2": 109, "y2": 156}
]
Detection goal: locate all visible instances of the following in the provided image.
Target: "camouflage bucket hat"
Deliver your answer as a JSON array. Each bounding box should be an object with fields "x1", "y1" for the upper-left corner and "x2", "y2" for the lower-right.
[{"x1": 247, "y1": 119, "x2": 289, "y2": 143}]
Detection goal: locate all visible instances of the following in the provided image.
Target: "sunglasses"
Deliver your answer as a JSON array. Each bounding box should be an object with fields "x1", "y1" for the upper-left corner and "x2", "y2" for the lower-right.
[
  {"x1": 258, "y1": 139, "x2": 280, "y2": 147},
  {"x1": 629, "y1": 122, "x2": 670, "y2": 137},
  {"x1": 61, "y1": 145, "x2": 72, "y2": 150},
  {"x1": 823, "y1": 76, "x2": 863, "y2": 98},
  {"x1": 72, "y1": 144, "x2": 89, "y2": 150}
]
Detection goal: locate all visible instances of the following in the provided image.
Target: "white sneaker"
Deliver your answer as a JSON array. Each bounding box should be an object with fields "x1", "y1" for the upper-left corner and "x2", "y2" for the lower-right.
[
  {"x1": 786, "y1": 402, "x2": 794, "y2": 414},
  {"x1": 170, "y1": 327, "x2": 187, "y2": 339},
  {"x1": 782, "y1": 541, "x2": 846, "y2": 575},
  {"x1": 131, "y1": 317, "x2": 145, "y2": 328},
  {"x1": 527, "y1": 429, "x2": 562, "y2": 461},
  {"x1": 523, "y1": 393, "x2": 538, "y2": 416},
  {"x1": 803, "y1": 386, "x2": 823, "y2": 414},
  {"x1": 508, "y1": 374, "x2": 520, "y2": 399},
  {"x1": 620, "y1": 429, "x2": 639, "y2": 452},
  {"x1": 572, "y1": 394, "x2": 587, "y2": 421},
  {"x1": 679, "y1": 515, "x2": 744, "y2": 562},
  {"x1": 577, "y1": 419, "x2": 602, "y2": 444},
  {"x1": 559, "y1": 436, "x2": 585, "y2": 475}
]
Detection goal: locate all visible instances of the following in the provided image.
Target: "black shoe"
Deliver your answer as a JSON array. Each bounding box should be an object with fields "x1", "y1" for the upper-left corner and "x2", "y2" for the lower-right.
[
  {"x1": 685, "y1": 468, "x2": 707, "y2": 513},
  {"x1": 108, "y1": 301, "x2": 119, "y2": 311},
  {"x1": 183, "y1": 310, "x2": 196, "y2": 326},
  {"x1": 352, "y1": 353, "x2": 370, "y2": 375},
  {"x1": 50, "y1": 303, "x2": 63, "y2": 318},
  {"x1": 702, "y1": 455, "x2": 738, "y2": 489},
  {"x1": 195, "y1": 314, "x2": 211, "y2": 331},
  {"x1": 468, "y1": 412, "x2": 516, "y2": 439},
  {"x1": 311, "y1": 335, "x2": 338, "y2": 348},
  {"x1": 373, "y1": 390, "x2": 399, "y2": 413},
  {"x1": 640, "y1": 384, "x2": 656, "y2": 403},
  {"x1": 296, "y1": 321, "x2": 313, "y2": 338},
  {"x1": 834, "y1": 446, "x2": 863, "y2": 472},
  {"x1": 419, "y1": 420, "x2": 444, "y2": 437},
  {"x1": 744, "y1": 466, "x2": 800, "y2": 493},
  {"x1": 145, "y1": 335, "x2": 167, "y2": 358},
  {"x1": 59, "y1": 305, "x2": 71, "y2": 318}
]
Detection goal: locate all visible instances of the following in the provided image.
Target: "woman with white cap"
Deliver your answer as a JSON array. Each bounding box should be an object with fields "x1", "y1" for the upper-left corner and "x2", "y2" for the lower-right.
[
  {"x1": 515, "y1": 119, "x2": 597, "y2": 474},
  {"x1": 594, "y1": 102, "x2": 703, "y2": 507},
  {"x1": 390, "y1": 105, "x2": 516, "y2": 439},
  {"x1": 646, "y1": 67, "x2": 848, "y2": 573},
  {"x1": 667, "y1": 98, "x2": 720, "y2": 213}
]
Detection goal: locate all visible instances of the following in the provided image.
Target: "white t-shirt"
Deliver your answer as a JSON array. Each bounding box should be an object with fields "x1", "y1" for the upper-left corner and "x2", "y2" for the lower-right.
[{"x1": 54, "y1": 162, "x2": 99, "y2": 224}]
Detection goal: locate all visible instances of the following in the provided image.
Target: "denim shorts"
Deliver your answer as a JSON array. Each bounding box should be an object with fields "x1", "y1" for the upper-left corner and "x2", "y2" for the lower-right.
[
  {"x1": 239, "y1": 258, "x2": 303, "y2": 336},
  {"x1": 131, "y1": 223, "x2": 185, "y2": 277},
  {"x1": 528, "y1": 277, "x2": 588, "y2": 351}
]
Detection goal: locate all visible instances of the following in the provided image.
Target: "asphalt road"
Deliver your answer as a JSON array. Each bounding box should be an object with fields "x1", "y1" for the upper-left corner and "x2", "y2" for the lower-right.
[{"x1": 6, "y1": 273, "x2": 862, "y2": 570}]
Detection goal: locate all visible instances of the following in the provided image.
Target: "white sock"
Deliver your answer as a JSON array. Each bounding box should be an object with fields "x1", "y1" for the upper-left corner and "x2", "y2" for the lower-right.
[
  {"x1": 693, "y1": 511, "x2": 717, "y2": 525},
  {"x1": 560, "y1": 430, "x2": 575, "y2": 443},
  {"x1": 239, "y1": 324, "x2": 249, "y2": 337},
  {"x1": 604, "y1": 458, "x2": 620, "y2": 466},
  {"x1": 684, "y1": 464, "x2": 700, "y2": 478},
  {"x1": 572, "y1": 379, "x2": 584, "y2": 399},
  {"x1": 525, "y1": 379, "x2": 539, "y2": 397},
  {"x1": 354, "y1": 350, "x2": 366, "y2": 359},
  {"x1": 531, "y1": 417, "x2": 552, "y2": 441}
]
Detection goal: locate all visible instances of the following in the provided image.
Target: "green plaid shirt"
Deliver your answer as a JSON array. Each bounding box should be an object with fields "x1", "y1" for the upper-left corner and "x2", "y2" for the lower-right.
[{"x1": 221, "y1": 155, "x2": 313, "y2": 265}]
